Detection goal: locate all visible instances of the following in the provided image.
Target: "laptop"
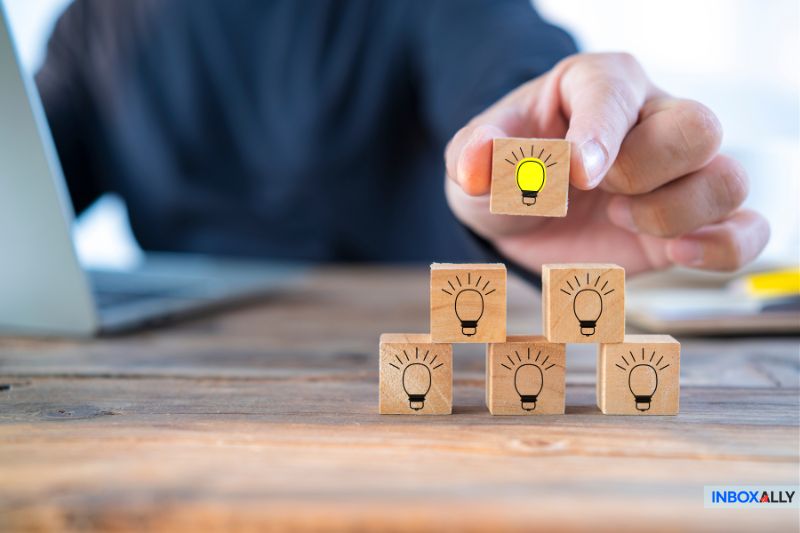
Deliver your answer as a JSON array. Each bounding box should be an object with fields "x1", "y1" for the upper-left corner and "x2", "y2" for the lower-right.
[{"x1": 0, "y1": 5, "x2": 302, "y2": 337}]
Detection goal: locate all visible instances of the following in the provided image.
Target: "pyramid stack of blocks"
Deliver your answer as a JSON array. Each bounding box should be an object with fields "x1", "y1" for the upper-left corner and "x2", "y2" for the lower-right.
[{"x1": 379, "y1": 137, "x2": 680, "y2": 416}]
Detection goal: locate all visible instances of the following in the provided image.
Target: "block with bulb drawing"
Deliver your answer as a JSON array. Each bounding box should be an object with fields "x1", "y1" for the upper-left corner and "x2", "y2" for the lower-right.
[
  {"x1": 430, "y1": 263, "x2": 507, "y2": 343},
  {"x1": 542, "y1": 264, "x2": 625, "y2": 344},
  {"x1": 486, "y1": 336, "x2": 566, "y2": 415},
  {"x1": 490, "y1": 138, "x2": 570, "y2": 217},
  {"x1": 379, "y1": 334, "x2": 453, "y2": 415},
  {"x1": 597, "y1": 335, "x2": 680, "y2": 415},
  {"x1": 377, "y1": 260, "x2": 679, "y2": 416}
]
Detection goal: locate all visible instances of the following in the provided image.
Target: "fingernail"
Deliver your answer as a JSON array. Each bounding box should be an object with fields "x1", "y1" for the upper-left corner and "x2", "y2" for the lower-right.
[
  {"x1": 668, "y1": 239, "x2": 705, "y2": 267},
  {"x1": 607, "y1": 196, "x2": 637, "y2": 232},
  {"x1": 580, "y1": 139, "x2": 607, "y2": 188}
]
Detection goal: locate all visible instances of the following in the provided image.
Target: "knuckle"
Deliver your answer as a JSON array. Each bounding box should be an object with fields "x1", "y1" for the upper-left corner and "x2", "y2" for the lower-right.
[
  {"x1": 642, "y1": 199, "x2": 678, "y2": 238},
  {"x1": 671, "y1": 100, "x2": 723, "y2": 163},
  {"x1": 716, "y1": 156, "x2": 750, "y2": 209},
  {"x1": 612, "y1": 52, "x2": 641, "y2": 72},
  {"x1": 717, "y1": 226, "x2": 746, "y2": 271},
  {"x1": 605, "y1": 79, "x2": 640, "y2": 121},
  {"x1": 609, "y1": 153, "x2": 646, "y2": 194}
]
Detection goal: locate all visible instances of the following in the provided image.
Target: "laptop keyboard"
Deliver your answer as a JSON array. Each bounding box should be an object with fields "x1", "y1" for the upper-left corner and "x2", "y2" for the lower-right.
[
  {"x1": 88, "y1": 270, "x2": 198, "y2": 310},
  {"x1": 92, "y1": 288, "x2": 172, "y2": 310}
]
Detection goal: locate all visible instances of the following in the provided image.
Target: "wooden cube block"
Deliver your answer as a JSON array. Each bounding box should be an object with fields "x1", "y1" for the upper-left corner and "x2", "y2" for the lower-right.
[
  {"x1": 486, "y1": 336, "x2": 566, "y2": 415},
  {"x1": 598, "y1": 335, "x2": 680, "y2": 415},
  {"x1": 490, "y1": 138, "x2": 570, "y2": 217},
  {"x1": 430, "y1": 263, "x2": 506, "y2": 343},
  {"x1": 379, "y1": 334, "x2": 452, "y2": 415},
  {"x1": 543, "y1": 263, "x2": 625, "y2": 344}
]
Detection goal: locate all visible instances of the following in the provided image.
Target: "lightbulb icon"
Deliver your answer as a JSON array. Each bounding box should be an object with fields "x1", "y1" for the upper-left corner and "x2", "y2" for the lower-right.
[
  {"x1": 455, "y1": 289, "x2": 483, "y2": 336},
  {"x1": 500, "y1": 347, "x2": 555, "y2": 411},
  {"x1": 615, "y1": 348, "x2": 671, "y2": 411},
  {"x1": 505, "y1": 145, "x2": 557, "y2": 206},
  {"x1": 516, "y1": 159, "x2": 546, "y2": 205},
  {"x1": 560, "y1": 273, "x2": 616, "y2": 336},
  {"x1": 402, "y1": 363, "x2": 431, "y2": 411},
  {"x1": 628, "y1": 364, "x2": 657, "y2": 411},
  {"x1": 388, "y1": 347, "x2": 445, "y2": 412},
  {"x1": 573, "y1": 289, "x2": 602, "y2": 336},
  {"x1": 441, "y1": 272, "x2": 496, "y2": 337},
  {"x1": 514, "y1": 364, "x2": 543, "y2": 411}
]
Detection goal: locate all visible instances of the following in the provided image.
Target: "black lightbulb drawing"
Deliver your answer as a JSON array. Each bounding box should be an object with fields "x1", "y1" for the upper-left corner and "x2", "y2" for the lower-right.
[
  {"x1": 403, "y1": 364, "x2": 430, "y2": 410},
  {"x1": 441, "y1": 272, "x2": 495, "y2": 336},
  {"x1": 560, "y1": 273, "x2": 615, "y2": 336},
  {"x1": 388, "y1": 347, "x2": 445, "y2": 411},
  {"x1": 615, "y1": 348, "x2": 671, "y2": 411},
  {"x1": 500, "y1": 348, "x2": 555, "y2": 411}
]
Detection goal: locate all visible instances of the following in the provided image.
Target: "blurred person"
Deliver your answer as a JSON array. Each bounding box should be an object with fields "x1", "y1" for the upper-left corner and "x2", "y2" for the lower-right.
[{"x1": 36, "y1": 0, "x2": 769, "y2": 278}]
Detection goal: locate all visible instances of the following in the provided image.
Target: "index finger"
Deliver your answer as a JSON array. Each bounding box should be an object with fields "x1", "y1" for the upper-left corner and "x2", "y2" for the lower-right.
[{"x1": 559, "y1": 53, "x2": 657, "y2": 190}]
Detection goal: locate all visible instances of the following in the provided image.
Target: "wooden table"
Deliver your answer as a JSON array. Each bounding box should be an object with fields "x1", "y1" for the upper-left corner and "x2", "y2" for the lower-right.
[{"x1": 1, "y1": 267, "x2": 798, "y2": 531}]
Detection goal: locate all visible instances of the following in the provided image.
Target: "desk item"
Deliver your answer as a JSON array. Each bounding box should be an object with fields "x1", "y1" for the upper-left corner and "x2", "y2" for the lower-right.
[
  {"x1": 486, "y1": 336, "x2": 566, "y2": 415},
  {"x1": 627, "y1": 267, "x2": 800, "y2": 335},
  {"x1": 736, "y1": 268, "x2": 800, "y2": 298},
  {"x1": 490, "y1": 138, "x2": 570, "y2": 216},
  {"x1": 383, "y1": 261, "x2": 676, "y2": 417},
  {"x1": 379, "y1": 334, "x2": 452, "y2": 415},
  {"x1": 429, "y1": 263, "x2": 507, "y2": 343},
  {"x1": 598, "y1": 335, "x2": 680, "y2": 415},
  {"x1": 542, "y1": 263, "x2": 626, "y2": 343},
  {"x1": 0, "y1": 7, "x2": 298, "y2": 337}
]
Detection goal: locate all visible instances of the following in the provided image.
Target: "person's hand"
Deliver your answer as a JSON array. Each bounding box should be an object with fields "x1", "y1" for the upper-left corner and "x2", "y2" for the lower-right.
[{"x1": 445, "y1": 53, "x2": 770, "y2": 275}]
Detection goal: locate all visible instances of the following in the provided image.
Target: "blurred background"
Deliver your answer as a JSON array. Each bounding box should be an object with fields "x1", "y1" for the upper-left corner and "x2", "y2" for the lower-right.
[{"x1": 4, "y1": 0, "x2": 799, "y2": 270}]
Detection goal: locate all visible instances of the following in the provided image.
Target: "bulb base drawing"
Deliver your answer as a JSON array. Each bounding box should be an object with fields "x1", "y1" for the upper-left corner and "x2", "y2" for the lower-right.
[
  {"x1": 579, "y1": 320, "x2": 597, "y2": 336},
  {"x1": 408, "y1": 394, "x2": 426, "y2": 411},
  {"x1": 521, "y1": 190, "x2": 538, "y2": 205},
  {"x1": 519, "y1": 394, "x2": 538, "y2": 411},
  {"x1": 460, "y1": 320, "x2": 478, "y2": 336},
  {"x1": 634, "y1": 395, "x2": 652, "y2": 411}
]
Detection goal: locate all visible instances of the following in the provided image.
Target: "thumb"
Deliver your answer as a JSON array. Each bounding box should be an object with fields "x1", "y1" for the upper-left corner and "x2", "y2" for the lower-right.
[
  {"x1": 445, "y1": 123, "x2": 509, "y2": 196},
  {"x1": 559, "y1": 54, "x2": 652, "y2": 190}
]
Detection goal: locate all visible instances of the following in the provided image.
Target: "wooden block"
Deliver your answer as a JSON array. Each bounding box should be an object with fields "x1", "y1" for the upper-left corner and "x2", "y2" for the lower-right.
[
  {"x1": 486, "y1": 336, "x2": 566, "y2": 415},
  {"x1": 430, "y1": 263, "x2": 506, "y2": 343},
  {"x1": 598, "y1": 335, "x2": 680, "y2": 415},
  {"x1": 543, "y1": 263, "x2": 625, "y2": 344},
  {"x1": 379, "y1": 334, "x2": 452, "y2": 415},
  {"x1": 490, "y1": 138, "x2": 570, "y2": 217}
]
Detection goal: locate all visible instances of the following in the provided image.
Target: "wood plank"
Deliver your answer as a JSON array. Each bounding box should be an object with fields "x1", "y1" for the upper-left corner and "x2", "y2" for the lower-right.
[
  {"x1": 0, "y1": 267, "x2": 798, "y2": 531},
  {"x1": 0, "y1": 377, "x2": 797, "y2": 531}
]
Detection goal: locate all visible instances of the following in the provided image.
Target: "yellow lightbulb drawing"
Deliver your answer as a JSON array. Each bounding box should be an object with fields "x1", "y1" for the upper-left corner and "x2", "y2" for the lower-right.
[
  {"x1": 505, "y1": 145, "x2": 558, "y2": 206},
  {"x1": 615, "y1": 348, "x2": 671, "y2": 411},
  {"x1": 516, "y1": 158, "x2": 546, "y2": 205}
]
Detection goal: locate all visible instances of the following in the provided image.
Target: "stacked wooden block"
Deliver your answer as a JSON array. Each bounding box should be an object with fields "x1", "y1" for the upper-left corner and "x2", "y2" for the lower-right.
[
  {"x1": 379, "y1": 136, "x2": 680, "y2": 417},
  {"x1": 379, "y1": 263, "x2": 680, "y2": 416}
]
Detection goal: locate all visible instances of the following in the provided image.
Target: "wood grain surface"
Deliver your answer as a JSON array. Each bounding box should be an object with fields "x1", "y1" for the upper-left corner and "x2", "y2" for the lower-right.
[{"x1": 0, "y1": 267, "x2": 798, "y2": 532}]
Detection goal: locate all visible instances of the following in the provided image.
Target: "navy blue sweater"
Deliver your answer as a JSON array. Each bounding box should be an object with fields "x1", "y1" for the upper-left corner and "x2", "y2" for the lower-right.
[{"x1": 37, "y1": 0, "x2": 576, "y2": 263}]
